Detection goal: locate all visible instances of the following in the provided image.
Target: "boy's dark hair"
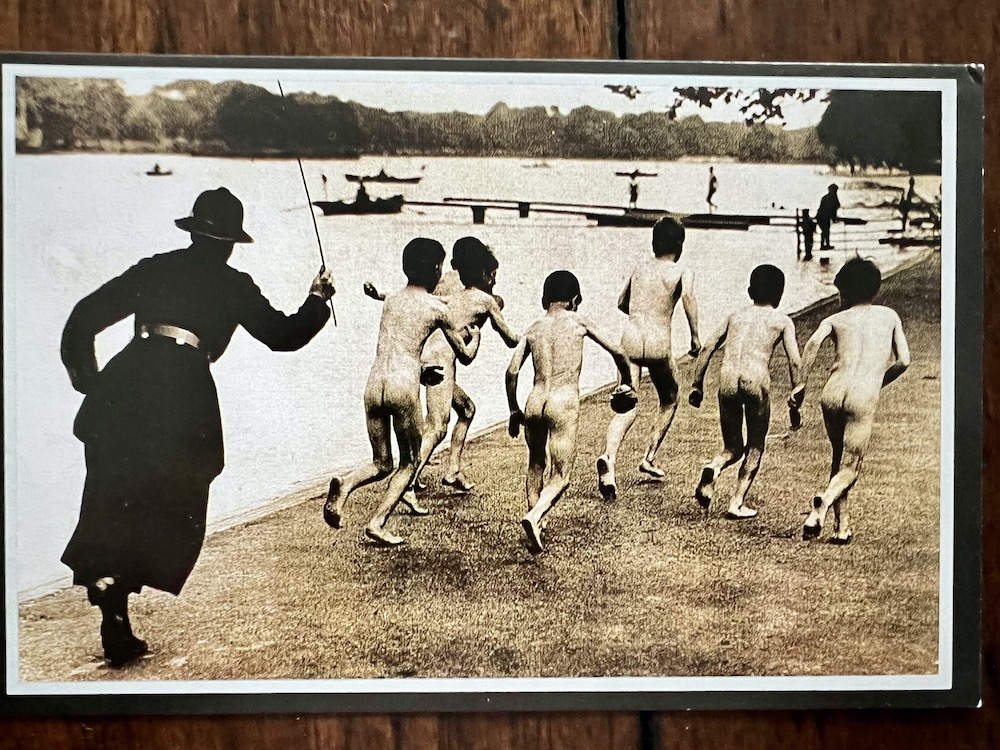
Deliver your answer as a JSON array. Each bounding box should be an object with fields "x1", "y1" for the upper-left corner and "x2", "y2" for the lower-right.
[
  {"x1": 652, "y1": 216, "x2": 685, "y2": 258},
  {"x1": 748, "y1": 264, "x2": 785, "y2": 307},
  {"x1": 834, "y1": 257, "x2": 881, "y2": 307},
  {"x1": 453, "y1": 237, "x2": 499, "y2": 287},
  {"x1": 542, "y1": 270, "x2": 582, "y2": 308},
  {"x1": 402, "y1": 237, "x2": 445, "y2": 289}
]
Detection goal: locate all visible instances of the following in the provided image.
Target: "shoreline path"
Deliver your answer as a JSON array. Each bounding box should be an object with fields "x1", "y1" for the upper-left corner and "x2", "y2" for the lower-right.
[{"x1": 19, "y1": 254, "x2": 942, "y2": 682}]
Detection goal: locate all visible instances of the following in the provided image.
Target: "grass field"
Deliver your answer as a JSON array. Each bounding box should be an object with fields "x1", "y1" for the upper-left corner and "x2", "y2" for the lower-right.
[{"x1": 18, "y1": 254, "x2": 942, "y2": 682}]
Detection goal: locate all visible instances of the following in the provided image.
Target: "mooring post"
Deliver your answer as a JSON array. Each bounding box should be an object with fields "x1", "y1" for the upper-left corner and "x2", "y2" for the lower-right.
[
  {"x1": 518, "y1": 201, "x2": 530, "y2": 218},
  {"x1": 795, "y1": 208, "x2": 802, "y2": 260},
  {"x1": 472, "y1": 206, "x2": 486, "y2": 224}
]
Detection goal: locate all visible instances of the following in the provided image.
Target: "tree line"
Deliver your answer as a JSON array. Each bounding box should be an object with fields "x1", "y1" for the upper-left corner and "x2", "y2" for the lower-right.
[{"x1": 14, "y1": 78, "x2": 941, "y2": 172}]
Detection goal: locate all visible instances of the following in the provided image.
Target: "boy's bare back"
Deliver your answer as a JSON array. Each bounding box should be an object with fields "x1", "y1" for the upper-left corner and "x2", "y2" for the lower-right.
[
  {"x1": 373, "y1": 288, "x2": 450, "y2": 377},
  {"x1": 814, "y1": 304, "x2": 906, "y2": 408},
  {"x1": 522, "y1": 311, "x2": 589, "y2": 394},
  {"x1": 620, "y1": 257, "x2": 689, "y2": 361},
  {"x1": 423, "y1": 287, "x2": 508, "y2": 366},
  {"x1": 718, "y1": 306, "x2": 797, "y2": 396}
]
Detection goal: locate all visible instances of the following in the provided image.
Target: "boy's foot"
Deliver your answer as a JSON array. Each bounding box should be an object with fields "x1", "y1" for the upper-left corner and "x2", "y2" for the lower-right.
[
  {"x1": 638, "y1": 460, "x2": 665, "y2": 479},
  {"x1": 521, "y1": 515, "x2": 544, "y2": 554},
  {"x1": 105, "y1": 635, "x2": 150, "y2": 669},
  {"x1": 695, "y1": 467, "x2": 714, "y2": 509},
  {"x1": 401, "y1": 490, "x2": 430, "y2": 516},
  {"x1": 442, "y1": 473, "x2": 475, "y2": 493},
  {"x1": 323, "y1": 477, "x2": 344, "y2": 529},
  {"x1": 364, "y1": 525, "x2": 406, "y2": 547},
  {"x1": 724, "y1": 505, "x2": 758, "y2": 520},
  {"x1": 831, "y1": 531, "x2": 854, "y2": 545},
  {"x1": 596, "y1": 455, "x2": 616, "y2": 501}
]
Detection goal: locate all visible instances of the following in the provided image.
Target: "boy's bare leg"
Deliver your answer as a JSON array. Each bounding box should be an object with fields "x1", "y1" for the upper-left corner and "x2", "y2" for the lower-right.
[
  {"x1": 640, "y1": 361, "x2": 680, "y2": 475},
  {"x1": 366, "y1": 401, "x2": 424, "y2": 546},
  {"x1": 598, "y1": 361, "x2": 642, "y2": 500},
  {"x1": 324, "y1": 410, "x2": 394, "y2": 529},
  {"x1": 443, "y1": 384, "x2": 476, "y2": 492},
  {"x1": 804, "y1": 405, "x2": 845, "y2": 538},
  {"x1": 523, "y1": 406, "x2": 578, "y2": 554},
  {"x1": 696, "y1": 393, "x2": 745, "y2": 509},
  {"x1": 805, "y1": 405, "x2": 872, "y2": 541},
  {"x1": 405, "y1": 374, "x2": 455, "y2": 514},
  {"x1": 727, "y1": 390, "x2": 769, "y2": 519},
  {"x1": 523, "y1": 419, "x2": 548, "y2": 513}
]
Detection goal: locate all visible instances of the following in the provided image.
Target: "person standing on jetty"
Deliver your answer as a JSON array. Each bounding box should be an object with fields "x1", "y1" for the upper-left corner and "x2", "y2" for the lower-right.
[
  {"x1": 816, "y1": 184, "x2": 840, "y2": 250},
  {"x1": 707, "y1": 166, "x2": 718, "y2": 213},
  {"x1": 60, "y1": 188, "x2": 336, "y2": 668},
  {"x1": 596, "y1": 217, "x2": 701, "y2": 501}
]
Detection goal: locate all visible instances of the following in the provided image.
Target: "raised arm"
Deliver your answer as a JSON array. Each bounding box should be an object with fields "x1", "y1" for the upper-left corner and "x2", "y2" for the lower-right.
[
  {"x1": 582, "y1": 318, "x2": 633, "y2": 389},
  {"x1": 689, "y1": 316, "x2": 729, "y2": 403},
  {"x1": 239, "y1": 270, "x2": 332, "y2": 352},
  {"x1": 799, "y1": 318, "x2": 834, "y2": 392},
  {"x1": 680, "y1": 268, "x2": 701, "y2": 355},
  {"x1": 486, "y1": 297, "x2": 520, "y2": 348},
  {"x1": 883, "y1": 313, "x2": 911, "y2": 388},
  {"x1": 781, "y1": 317, "x2": 803, "y2": 391},
  {"x1": 505, "y1": 336, "x2": 531, "y2": 436}
]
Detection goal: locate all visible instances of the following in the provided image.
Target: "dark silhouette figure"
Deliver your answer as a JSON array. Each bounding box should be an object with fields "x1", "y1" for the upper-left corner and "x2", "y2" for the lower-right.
[
  {"x1": 899, "y1": 176, "x2": 917, "y2": 232},
  {"x1": 801, "y1": 209, "x2": 816, "y2": 260},
  {"x1": 629, "y1": 179, "x2": 639, "y2": 209},
  {"x1": 707, "y1": 167, "x2": 718, "y2": 213},
  {"x1": 60, "y1": 188, "x2": 335, "y2": 667},
  {"x1": 816, "y1": 184, "x2": 840, "y2": 249}
]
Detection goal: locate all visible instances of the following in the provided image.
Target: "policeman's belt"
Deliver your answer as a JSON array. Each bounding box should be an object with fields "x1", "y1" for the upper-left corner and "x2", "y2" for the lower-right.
[{"x1": 138, "y1": 324, "x2": 202, "y2": 350}]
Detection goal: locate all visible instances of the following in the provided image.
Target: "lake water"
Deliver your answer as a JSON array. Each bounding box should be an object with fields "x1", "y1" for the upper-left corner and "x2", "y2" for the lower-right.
[{"x1": 5, "y1": 154, "x2": 937, "y2": 595}]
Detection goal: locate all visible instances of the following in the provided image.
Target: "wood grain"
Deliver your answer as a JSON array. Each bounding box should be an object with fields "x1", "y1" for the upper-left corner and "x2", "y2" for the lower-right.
[{"x1": 4, "y1": 0, "x2": 998, "y2": 746}]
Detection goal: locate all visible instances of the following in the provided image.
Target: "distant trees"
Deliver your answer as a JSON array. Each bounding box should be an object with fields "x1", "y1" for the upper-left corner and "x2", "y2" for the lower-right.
[
  {"x1": 18, "y1": 78, "x2": 129, "y2": 149},
  {"x1": 816, "y1": 90, "x2": 941, "y2": 173}
]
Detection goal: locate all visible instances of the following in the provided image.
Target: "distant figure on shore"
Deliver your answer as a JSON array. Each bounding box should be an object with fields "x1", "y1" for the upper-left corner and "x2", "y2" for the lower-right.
[
  {"x1": 629, "y1": 178, "x2": 639, "y2": 209},
  {"x1": 707, "y1": 167, "x2": 718, "y2": 213},
  {"x1": 816, "y1": 184, "x2": 840, "y2": 249},
  {"x1": 596, "y1": 217, "x2": 701, "y2": 501},
  {"x1": 898, "y1": 176, "x2": 933, "y2": 232},
  {"x1": 800, "y1": 208, "x2": 816, "y2": 261},
  {"x1": 60, "y1": 188, "x2": 335, "y2": 667},
  {"x1": 506, "y1": 271, "x2": 635, "y2": 554},
  {"x1": 689, "y1": 265, "x2": 803, "y2": 520},
  {"x1": 799, "y1": 258, "x2": 910, "y2": 544},
  {"x1": 324, "y1": 238, "x2": 477, "y2": 546}
]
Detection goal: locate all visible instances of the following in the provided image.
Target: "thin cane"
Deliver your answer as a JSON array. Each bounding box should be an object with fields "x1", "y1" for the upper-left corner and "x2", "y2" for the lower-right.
[{"x1": 277, "y1": 80, "x2": 337, "y2": 325}]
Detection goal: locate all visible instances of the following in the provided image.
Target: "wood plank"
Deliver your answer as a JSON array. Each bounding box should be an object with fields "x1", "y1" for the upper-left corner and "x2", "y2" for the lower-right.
[{"x1": 13, "y1": 0, "x2": 614, "y2": 57}]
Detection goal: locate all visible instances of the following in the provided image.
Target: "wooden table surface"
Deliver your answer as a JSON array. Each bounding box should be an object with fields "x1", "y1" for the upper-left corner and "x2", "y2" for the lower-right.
[{"x1": 2, "y1": 1, "x2": 996, "y2": 747}]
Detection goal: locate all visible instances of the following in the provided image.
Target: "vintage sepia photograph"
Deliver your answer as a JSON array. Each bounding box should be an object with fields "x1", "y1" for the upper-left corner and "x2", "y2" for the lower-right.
[{"x1": 0, "y1": 57, "x2": 981, "y2": 711}]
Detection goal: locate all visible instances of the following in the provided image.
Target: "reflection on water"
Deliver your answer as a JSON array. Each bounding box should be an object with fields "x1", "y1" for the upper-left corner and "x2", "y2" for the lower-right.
[{"x1": 6, "y1": 154, "x2": 937, "y2": 593}]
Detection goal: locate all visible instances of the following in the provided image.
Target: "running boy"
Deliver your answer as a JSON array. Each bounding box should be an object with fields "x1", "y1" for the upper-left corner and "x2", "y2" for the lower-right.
[
  {"x1": 324, "y1": 238, "x2": 478, "y2": 546},
  {"x1": 507, "y1": 271, "x2": 637, "y2": 554},
  {"x1": 689, "y1": 265, "x2": 803, "y2": 519},
  {"x1": 597, "y1": 216, "x2": 701, "y2": 501},
  {"x1": 799, "y1": 257, "x2": 910, "y2": 543}
]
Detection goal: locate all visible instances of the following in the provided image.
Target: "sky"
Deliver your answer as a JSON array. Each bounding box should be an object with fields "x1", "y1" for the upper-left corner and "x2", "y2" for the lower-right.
[{"x1": 114, "y1": 69, "x2": 831, "y2": 129}]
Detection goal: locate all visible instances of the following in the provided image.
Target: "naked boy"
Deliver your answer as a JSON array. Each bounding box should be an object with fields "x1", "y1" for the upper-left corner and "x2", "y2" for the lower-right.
[
  {"x1": 689, "y1": 265, "x2": 803, "y2": 519},
  {"x1": 597, "y1": 216, "x2": 701, "y2": 501},
  {"x1": 800, "y1": 257, "x2": 910, "y2": 543},
  {"x1": 324, "y1": 238, "x2": 477, "y2": 546},
  {"x1": 507, "y1": 271, "x2": 636, "y2": 554}
]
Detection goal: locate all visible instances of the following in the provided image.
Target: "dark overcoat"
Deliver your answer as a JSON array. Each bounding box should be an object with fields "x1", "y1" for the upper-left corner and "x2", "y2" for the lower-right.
[{"x1": 60, "y1": 246, "x2": 330, "y2": 595}]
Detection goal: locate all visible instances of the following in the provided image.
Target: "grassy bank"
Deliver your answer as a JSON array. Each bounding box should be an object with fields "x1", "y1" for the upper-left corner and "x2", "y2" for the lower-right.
[{"x1": 19, "y1": 254, "x2": 942, "y2": 682}]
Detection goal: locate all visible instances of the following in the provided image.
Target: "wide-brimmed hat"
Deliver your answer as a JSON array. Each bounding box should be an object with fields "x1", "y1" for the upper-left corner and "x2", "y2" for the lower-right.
[{"x1": 175, "y1": 187, "x2": 254, "y2": 243}]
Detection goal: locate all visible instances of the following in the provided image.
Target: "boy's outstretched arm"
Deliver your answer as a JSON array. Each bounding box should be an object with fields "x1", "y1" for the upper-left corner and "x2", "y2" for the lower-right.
[
  {"x1": 883, "y1": 312, "x2": 911, "y2": 387},
  {"x1": 440, "y1": 317, "x2": 479, "y2": 366},
  {"x1": 363, "y1": 282, "x2": 386, "y2": 301},
  {"x1": 782, "y1": 317, "x2": 804, "y2": 398},
  {"x1": 582, "y1": 319, "x2": 634, "y2": 390},
  {"x1": 689, "y1": 317, "x2": 729, "y2": 406},
  {"x1": 486, "y1": 297, "x2": 520, "y2": 348},
  {"x1": 681, "y1": 268, "x2": 701, "y2": 355},
  {"x1": 797, "y1": 318, "x2": 833, "y2": 402},
  {"x1": 506, "y1": 337, "x2": 530, "y2": 436}
]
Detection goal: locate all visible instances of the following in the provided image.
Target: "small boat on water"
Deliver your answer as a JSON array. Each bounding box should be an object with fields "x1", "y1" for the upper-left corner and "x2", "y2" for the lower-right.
[
  {"x1": 615, "y1": 170, "x2": 658, "y2": 179},
  {"x1": 312, "y1": 194, "x2": 405, "y2": 216},
  {"x1": 146, "y1": 164, "x2": 172, "y2": 177},
  {"x1": 345, "y1": 169, "x2": 422, "y2": 184}
]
